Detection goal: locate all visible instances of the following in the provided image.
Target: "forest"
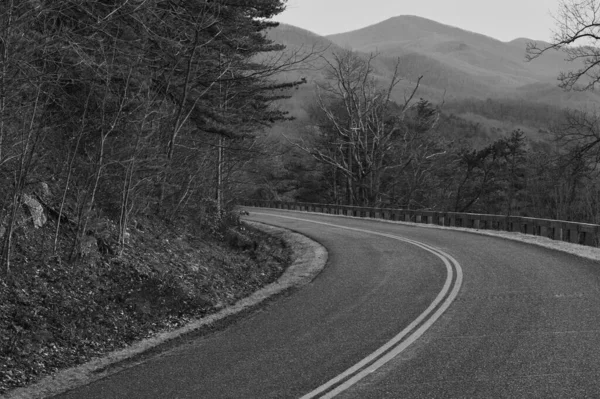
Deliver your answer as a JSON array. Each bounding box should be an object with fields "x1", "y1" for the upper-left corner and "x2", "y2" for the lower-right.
[{"x1": 0, "y1": 0, "x2": 311, "y2": 272}]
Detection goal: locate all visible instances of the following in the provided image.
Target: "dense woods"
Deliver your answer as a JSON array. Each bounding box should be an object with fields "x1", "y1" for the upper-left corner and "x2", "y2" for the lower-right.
[{"x1": 0, "y1": 0, "x2": 307, "y2": 272}]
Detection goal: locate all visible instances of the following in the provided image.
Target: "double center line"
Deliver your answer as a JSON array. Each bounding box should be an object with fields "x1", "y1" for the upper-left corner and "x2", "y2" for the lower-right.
[{"x1": 251, "y1": 212, "x2": 463, "y2": 398}]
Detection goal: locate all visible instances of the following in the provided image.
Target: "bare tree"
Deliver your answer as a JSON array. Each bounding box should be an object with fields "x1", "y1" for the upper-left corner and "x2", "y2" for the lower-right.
[
  {"x1": 289, "y1": 50, "x2": 441, "y2": 206},
  {"x1": 525, "y1": 0, "x2": 600, "y2": 223},
  {"x1": 527, "y1": 0, "x2": 600, "y2": 90}
]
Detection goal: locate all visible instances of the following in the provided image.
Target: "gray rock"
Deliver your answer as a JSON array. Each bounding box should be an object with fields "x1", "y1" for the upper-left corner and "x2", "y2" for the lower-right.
[{"x1": 22, "y1": 194, "x2": 47, "y2": 228}]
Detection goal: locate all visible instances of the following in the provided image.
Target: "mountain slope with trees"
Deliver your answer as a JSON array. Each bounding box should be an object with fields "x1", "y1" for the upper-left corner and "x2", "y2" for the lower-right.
[
  {"x1": 0, "y1": 0, "x2": 304, "y2": 393},
  {"x1": 250, "y1": 7, "x2": 600, "y2": 225},
  {"x1": 262, "y1": 19, "x2": 599, "y2": 148},
  {"x1": 325, "y1": 15, "x2": 587, "y2": 99}
]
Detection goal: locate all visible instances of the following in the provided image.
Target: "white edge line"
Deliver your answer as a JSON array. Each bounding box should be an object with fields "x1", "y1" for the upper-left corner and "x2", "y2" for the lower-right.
[{"x1": 249, "y1": 212, "x2": 463, "y2": 399}]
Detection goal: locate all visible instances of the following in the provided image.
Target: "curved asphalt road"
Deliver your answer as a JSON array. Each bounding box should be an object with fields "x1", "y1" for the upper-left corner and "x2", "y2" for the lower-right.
[{"x1": 52, "y1": 209, "x2": 600, "y2": 398}]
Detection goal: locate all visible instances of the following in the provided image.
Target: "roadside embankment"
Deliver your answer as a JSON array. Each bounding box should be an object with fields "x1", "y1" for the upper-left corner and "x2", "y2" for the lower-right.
[{"x1": 2, "y1": 221, "x2": 327, "y2": 399}]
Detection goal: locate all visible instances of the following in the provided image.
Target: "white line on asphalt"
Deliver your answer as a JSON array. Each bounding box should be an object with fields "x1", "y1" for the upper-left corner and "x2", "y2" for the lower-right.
[{"x1": 249, "y1": 212, "x2": 464, "y2": 399}]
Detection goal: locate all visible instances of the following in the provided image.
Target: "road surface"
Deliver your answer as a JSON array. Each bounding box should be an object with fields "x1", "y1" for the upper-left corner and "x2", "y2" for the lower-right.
[{"x1": 53, "y1": 209, "x2": 600, "y2": 398}]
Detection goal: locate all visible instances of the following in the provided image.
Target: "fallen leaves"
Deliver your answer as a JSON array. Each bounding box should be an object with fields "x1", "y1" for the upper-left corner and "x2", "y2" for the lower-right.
[{"x1": 0, "y1": 217, "x2": 291, "y2": 394}]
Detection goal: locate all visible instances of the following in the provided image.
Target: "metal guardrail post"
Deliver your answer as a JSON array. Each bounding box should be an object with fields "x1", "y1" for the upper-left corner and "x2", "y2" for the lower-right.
[{"x1": 556, "y1": 225, "x2": 563, "y2": 241}]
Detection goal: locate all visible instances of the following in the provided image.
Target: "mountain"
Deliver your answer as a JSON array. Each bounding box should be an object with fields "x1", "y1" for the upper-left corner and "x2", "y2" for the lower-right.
[
  {"x1": 267, "y1": 23, "x2": 446, "y2": 103},
  {"x1": 265, "y1": 17, "x2": 600, "y2": 144},
  {"x1": 268, "y1": 17, "x2": 597, "y2": 107},
  {"x1": 323, "y1": 15, "x2": 593, "y2": 105}
]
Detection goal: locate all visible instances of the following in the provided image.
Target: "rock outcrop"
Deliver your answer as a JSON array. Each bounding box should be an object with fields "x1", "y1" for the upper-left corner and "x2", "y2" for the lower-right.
[{"x1": 22, "y1": 194, "x2": 47, "y2": 228}]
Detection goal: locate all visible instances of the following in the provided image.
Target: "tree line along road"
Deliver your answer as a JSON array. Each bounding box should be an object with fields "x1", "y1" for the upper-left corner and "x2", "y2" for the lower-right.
[{"x1": 52, "y1": 209, "x2": 600, "y2": 398}]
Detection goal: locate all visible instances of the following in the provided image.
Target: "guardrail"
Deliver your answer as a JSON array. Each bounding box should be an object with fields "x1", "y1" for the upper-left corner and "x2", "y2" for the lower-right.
[{"x1": 241, "y1": 200, "x2": 600, "y2": 247}]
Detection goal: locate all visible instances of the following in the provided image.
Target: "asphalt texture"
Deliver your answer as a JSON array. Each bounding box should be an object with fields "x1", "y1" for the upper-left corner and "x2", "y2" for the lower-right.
[{"x1": 52, "y1": 209, "x2": 600, "y2": 398}]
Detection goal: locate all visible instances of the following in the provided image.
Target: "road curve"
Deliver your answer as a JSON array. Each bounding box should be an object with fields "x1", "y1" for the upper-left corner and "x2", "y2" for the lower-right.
[{"x1": 52, "y1": 209, "x2": 600, "y2": 398}]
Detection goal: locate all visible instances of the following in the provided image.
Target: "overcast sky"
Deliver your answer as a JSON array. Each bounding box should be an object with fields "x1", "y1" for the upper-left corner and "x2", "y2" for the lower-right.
[{"x1": 276, "y1": 0, "x2": 559, "y2": 42}]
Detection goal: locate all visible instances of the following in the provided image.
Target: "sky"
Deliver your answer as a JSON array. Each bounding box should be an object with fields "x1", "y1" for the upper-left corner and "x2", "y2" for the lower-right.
[{"x1": 276, "y1": 0, "x2": 560, "y2": 42}]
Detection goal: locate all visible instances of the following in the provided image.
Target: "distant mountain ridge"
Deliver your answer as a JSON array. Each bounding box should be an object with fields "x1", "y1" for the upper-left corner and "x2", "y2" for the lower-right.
[
  {"x1": 327, "y1": 15, "x2": 507, "y2": 50},
  {"x1": 269, "y1": 15, "x2": 598, "y2": 107},
  {"x1": 325, "y1": 15, "x2": 573, "y2": 91}
]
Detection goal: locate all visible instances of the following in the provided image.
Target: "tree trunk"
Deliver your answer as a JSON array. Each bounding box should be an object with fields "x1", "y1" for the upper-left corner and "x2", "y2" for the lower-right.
[{"x1": 216, "y1": 135, "x2": 223, "y2": 213}]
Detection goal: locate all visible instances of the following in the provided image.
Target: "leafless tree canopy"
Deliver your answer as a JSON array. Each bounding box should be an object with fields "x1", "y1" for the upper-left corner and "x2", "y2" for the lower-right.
[
  {"x1": 287, "y1": 50, "x2": 446, "y2": 207},
  {"x1": 527, "y1": 0, "x2": 600, "y2": 90}
]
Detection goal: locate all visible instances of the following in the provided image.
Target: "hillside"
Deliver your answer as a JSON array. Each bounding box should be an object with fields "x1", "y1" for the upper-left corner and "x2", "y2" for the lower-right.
[
  {"x1": 266, "y1": 24, "x2": 446, "y2": 113},
  {"x1": 323, "y1": 15, "x2": 597, "y2": 105},
  {"x1": 0, "y1": 2, "x2": 298, "y2": 394},
  {"x1": 326, "y1": 15, "x2": 567, "y2": 82},
  {"x1": 264, "y1": 17, "x2": 600, "y2": 143}
]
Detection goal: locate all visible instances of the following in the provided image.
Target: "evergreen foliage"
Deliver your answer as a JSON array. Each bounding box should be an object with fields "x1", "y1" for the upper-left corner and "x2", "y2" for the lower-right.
[{"x1": 0, "y1": 0, "x2": 304, "y2": 271}]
